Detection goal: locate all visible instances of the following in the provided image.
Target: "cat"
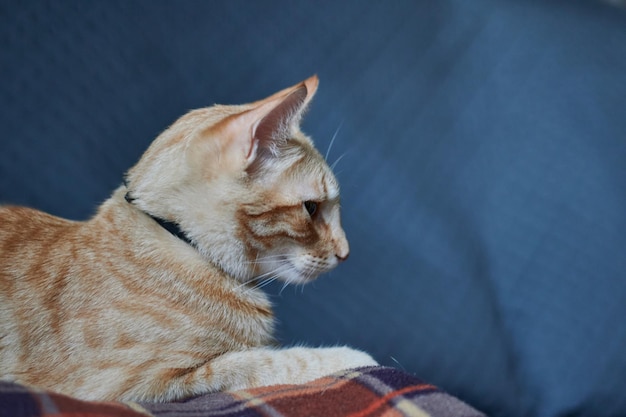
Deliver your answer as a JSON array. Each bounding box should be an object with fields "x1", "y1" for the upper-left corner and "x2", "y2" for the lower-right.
[{"x1": 0, "y1": 76, "x2": 377, "y2": 402}]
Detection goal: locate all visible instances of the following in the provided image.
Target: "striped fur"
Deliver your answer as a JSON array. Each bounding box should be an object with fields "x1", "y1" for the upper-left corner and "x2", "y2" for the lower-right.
[{"x1": 0, "y1": 76, "x2": 376, "y2": 402}]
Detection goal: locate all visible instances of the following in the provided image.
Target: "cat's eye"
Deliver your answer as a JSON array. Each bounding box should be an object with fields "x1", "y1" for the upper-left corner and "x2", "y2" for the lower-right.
[{"x1": 304, "y1": 200, "x2": 318, "y2": 218}]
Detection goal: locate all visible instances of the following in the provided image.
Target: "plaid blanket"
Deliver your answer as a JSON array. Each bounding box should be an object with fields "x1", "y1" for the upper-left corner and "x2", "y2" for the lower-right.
[{"x1": 0, "y1": 367, "x2": 485, "y2": 417}]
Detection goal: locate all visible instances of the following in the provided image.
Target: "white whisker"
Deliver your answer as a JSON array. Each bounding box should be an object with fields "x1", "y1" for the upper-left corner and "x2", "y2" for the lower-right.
[
  {"x1": 243, "y1": 254, "x2": 290, "y2": 264},
  {"x1": 236, "y1": 259, "x2": 298, "y2": 294},
  {"x1": 330, "y1": 152, "x2": 347, "y2": 172},
  {"x1": 325, "y1": 121, "x2": 343, "y2": 161},
  {"x1": 234, "y1": 278, "x2": 258, "y2": 291},
  {"x1": 279, "y1": 280, "x2": 290, "y2": 295},
  {"x1": 244, "y1": 260, "x2": 275, "y2": 265},
  {"x1": 240, "y1": 276, "x2": 277, "y2": 293},
  {"x1": 234, "y1": 269, "x2": 277, "y2": 291},
  {"x1": 252, "y1": 276, "x2": 279, "y2": 291}
]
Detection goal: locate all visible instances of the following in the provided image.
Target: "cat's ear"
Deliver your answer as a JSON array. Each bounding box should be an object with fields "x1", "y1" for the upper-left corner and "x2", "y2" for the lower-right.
[{"x1": 225, "y1": 75, "x2": 318, "y2": 170}]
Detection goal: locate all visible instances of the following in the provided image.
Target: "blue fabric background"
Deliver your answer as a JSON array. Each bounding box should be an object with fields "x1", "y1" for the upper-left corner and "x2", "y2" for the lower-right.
[{"x1": 1, "y1": 1, "x2": 625, "y2": 416}]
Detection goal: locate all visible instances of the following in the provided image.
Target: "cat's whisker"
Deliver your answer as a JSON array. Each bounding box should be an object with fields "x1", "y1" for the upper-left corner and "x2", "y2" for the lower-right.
[
  {"x1": 235, "y1": 269, "x2": 276, "y2": 290},
  {"x1": 279, "y1": 280, "x2": 290, "y2": 296},
  {"x1": 253, "y1": 254, "x2": 288, "y2": 260},
  {"x1": 234, "y1": 271, "x2": 274, "y2": 291},
  {"x1": 245, "y1": 254, "x2": 301, "y2": 270},
  {"x1": 243, "y1": 254, "x2": 290, "y2": 265},
  {"x1": 330, "y1": 152, "x2": 348, "y2": 172},
  {"x1": 238, "y1": 261, "x2": 296, "y2": 293},
  {"x1": 240, "y1": 277, "x2": 273, "y2": 293},
  {"x1": 299, "y1": 269, "x2": 317, "y2": 293},
  {"x1": 246, "y1": 268, "x2": 293, "y2": 294},
  {"x1": 244, "y1": 259, "x2": 286, "y2": 265},
  {"x1": 238, "y1": 277, "x2": 274, "y2": 293},
  {"x1": 325, "y1": 121, "x2": 343, "y2": 161},
  {"x1": 254, "y1": 267, "x2": 285, "y2": 281},
  {"x1": 252, "y1": 276, "x2": 279, "y2": 291}
]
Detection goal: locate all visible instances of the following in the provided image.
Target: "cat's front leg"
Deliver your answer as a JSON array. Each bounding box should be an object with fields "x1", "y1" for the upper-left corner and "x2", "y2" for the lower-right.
[{"x1": 202, "y1": 346, "x2": 377, "y2": 392}]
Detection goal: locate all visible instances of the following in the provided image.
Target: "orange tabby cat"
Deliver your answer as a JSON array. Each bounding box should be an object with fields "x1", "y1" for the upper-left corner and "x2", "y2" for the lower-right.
[{"x1": 0, "y1": 76, "x2": 376, "y2": 402}]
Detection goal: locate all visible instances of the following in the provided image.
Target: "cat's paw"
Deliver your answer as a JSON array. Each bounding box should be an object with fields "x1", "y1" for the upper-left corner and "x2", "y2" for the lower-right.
[
  {"x1": 270, "y1": 346, "x2": 377, "y2": 386},
  {"x1": 322, "y1": 346, "x2": 378, "y2": 370},
  {"x1": 207, "y1": 345, "x2": 378, "y2": 391}
]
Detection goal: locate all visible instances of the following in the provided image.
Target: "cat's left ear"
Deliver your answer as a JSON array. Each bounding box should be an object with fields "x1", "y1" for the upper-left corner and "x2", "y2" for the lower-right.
[{"x1": 229, "y1": 75, "x2": 318, "y2": 170}]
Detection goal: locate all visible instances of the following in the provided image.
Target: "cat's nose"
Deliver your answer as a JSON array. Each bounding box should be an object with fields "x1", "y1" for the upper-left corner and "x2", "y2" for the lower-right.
[
  {"x1": 335, "y1": 252, "x2": 350, "y2": 262},
  {"x1": 334, "y1": 233, "x2": 350, "y2": 262}
]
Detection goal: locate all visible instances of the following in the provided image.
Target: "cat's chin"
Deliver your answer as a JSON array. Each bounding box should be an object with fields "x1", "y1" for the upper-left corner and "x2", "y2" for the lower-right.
[
  {"x1": 250, "y1": 257, "x2": 324, "y2": 286},
  {"x1": 277, "y1": 269, "x2": 321, "y2": 285},
  {"x1": 276, "y1": 270, "x2": 320, "y2": 285}
]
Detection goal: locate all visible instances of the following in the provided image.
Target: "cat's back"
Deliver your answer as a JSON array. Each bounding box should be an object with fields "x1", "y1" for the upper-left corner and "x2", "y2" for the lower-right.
[
  {"x1": 0, "y1": 206, "x2": 78, "y2": 255},
  {"x1": 0, "y1": 205, "x2": 76, "y2": 236},
  {"x1": 0, "y1": 205, "x2": 78, "y2": 276}
]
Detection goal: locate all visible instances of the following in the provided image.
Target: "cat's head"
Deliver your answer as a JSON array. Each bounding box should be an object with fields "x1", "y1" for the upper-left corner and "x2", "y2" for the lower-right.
[{"x1": 125, "y1": 76, "x2": 349, "y2": 285}]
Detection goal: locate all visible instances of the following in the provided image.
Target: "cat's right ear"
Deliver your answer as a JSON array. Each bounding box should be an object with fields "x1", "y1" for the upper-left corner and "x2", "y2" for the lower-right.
[{"x1": 217, "y1": 76, "x2": 319, "y2": 172}]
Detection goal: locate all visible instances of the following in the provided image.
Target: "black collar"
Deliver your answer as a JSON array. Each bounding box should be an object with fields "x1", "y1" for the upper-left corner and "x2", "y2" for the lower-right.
[
  {"x1": 124, "y1": 182, "x2": 195, "y2": 247},
  {"x1": 148, "y1": 215, "x2": 195, "y2": 247}
]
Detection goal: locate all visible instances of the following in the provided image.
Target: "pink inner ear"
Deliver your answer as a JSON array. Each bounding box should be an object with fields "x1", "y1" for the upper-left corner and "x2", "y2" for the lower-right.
[{"x1": 254, "y1": 85, "x2": 308, "y2": 151}]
